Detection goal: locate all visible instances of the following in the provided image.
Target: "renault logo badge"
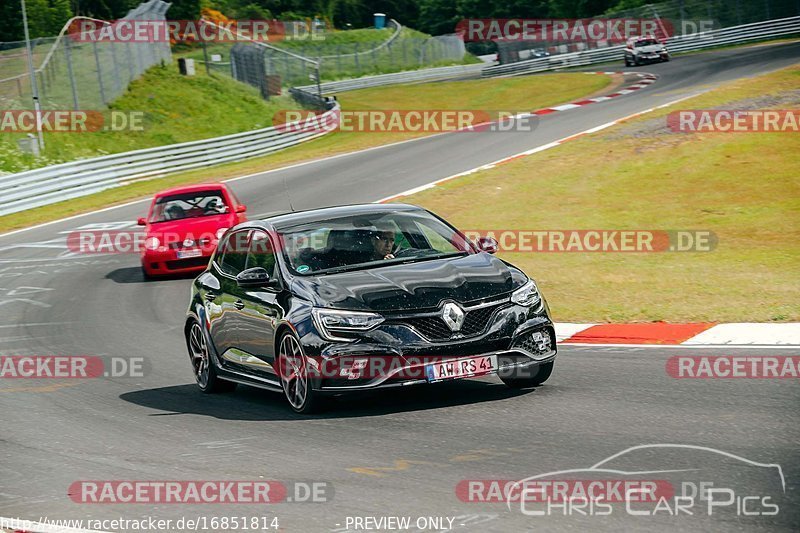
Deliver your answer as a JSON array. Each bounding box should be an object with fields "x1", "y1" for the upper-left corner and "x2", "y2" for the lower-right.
[{"x1": 442, "y1": 302, "x2": 465, "y2": 332}]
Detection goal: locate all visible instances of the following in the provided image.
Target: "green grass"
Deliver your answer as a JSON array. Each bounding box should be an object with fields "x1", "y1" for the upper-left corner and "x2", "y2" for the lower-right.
[
  {"x1": 396, "y1": 66, "x2": 800, "y2": 323},
  {"x1": 0, "y1": 64, "x2": 303, "y2": 173},
  {"x1": 0, "y1": 72, "x2": 612, "y2": 232}
]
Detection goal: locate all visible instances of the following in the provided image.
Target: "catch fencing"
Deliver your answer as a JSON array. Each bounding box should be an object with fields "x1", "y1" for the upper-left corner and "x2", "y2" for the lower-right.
[
  {"x1": 483, "y1": 16, "x2": 800, "y2": 77},
  {"x1": 0, "y1": 0, "x2": 171, "y2": 111},
  {"x1": 0, "y1": 16, "x2": 798, "y2": 216},
  {"x1": 199, "y1": 19, "x2": 468, "y2": 93}
]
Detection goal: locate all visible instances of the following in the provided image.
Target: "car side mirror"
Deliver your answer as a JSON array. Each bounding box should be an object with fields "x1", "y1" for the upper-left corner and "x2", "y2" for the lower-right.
[
  {"x1": 477, "y1": 236, "x2": 498, "y2": 254},
  {"x1": 137, "y1": 217, "x2": 147, "y2": 226},
  {"x1": 236, "y1": 205, "x2": 247, "y2": 214},
  {"x1": 236, "y1": 267, "x2": 271, "y2": 287}
]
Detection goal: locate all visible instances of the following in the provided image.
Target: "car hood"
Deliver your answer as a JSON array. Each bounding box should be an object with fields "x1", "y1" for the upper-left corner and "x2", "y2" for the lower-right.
[
  {"x1": 291, "y1": 253, "x2": 527, "y2": 312},
  {"x1": 146, "y1": 214, "x2": 234, "y2": 239},
  {"x1": 637, "y1": 44, "x2": 664, "y2": 53}
]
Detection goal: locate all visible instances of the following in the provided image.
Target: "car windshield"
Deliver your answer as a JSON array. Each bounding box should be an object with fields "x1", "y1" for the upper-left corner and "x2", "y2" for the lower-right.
[
  {"x1": 276, "y1": 210, "x2": 474, "y2": 275},
  {"x1": 636, "y1": 38, "x2": 659, "y2": 46},
  {"x1": 149, "y1": 191, "x2": 229, "y2": 223}
]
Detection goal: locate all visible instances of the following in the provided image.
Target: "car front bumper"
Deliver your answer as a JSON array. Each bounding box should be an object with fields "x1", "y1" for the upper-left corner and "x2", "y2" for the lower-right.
[
  {"x1": 302, "y1": 308, "x2": 556, "y2": 391},
  {"x1": 142, "y1": 248, "x2": 214, "y2": 275}
]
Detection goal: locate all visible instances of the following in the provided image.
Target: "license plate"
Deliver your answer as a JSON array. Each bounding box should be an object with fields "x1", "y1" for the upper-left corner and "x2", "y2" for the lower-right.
[
  {"x1": 425, "y1": 355, "x2": 497, "y2": 382},
  {"x1": 176, "y1": 249, "x2": 202, "y2": 259}
]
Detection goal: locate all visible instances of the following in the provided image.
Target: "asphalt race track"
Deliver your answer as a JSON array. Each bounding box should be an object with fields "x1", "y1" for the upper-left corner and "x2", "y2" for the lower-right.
[{"x1": 1, "y1": 42, "x2": 799, "y2": 532}]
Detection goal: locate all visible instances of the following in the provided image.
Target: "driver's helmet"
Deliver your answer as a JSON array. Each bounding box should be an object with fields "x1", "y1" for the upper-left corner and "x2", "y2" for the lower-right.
[{"x1": 166, "y1": 204, "x2": 185, "y2": 220}]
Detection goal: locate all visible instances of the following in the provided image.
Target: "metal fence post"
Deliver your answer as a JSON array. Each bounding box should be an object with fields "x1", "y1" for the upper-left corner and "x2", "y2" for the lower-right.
[
  {"x1": 64, "y1": 37, "x2": 79, "y2": 110},
  {"x1": 93, "y1": 40, "x2": 107, "y2": 106},
  {"x1": 110, "y1": 43, "x2": 122, "y2": 95}
]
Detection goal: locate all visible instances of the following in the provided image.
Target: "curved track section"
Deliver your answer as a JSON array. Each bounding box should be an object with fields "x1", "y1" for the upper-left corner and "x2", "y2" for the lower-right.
[{"x1": 1, "y1": 42, "x2": 799, "y2": 532}]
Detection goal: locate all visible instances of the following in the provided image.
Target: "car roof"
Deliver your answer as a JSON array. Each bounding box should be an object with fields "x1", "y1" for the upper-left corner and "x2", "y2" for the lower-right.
[
  {"x1": 154, "y1": 183, "x2": 228, "y2": 199},
  {"x1": 260, "y1": 203, "x2": 424, "y2": 229}
]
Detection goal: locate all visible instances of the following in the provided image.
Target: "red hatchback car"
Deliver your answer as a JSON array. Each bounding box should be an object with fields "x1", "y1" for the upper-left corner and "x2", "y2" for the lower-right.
[{"x1": 138, "y1": 183, "x2": 247, "y2": 278}]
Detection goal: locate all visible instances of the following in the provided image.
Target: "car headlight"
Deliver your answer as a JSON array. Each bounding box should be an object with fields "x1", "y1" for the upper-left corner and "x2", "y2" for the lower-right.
[
  {"x1": 312, "y1": 308, "x2": 384, "y2": 341},
  {"x1": 511, "y1": 279, "x2": 541, "y2": 307}
]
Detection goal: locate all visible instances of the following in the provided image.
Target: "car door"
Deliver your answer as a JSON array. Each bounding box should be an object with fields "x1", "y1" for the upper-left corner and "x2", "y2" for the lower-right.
[
  {"x1": 237, "y1": 229, "x2": 284, "y2": 379},
  {"x1": 205, "y1": 229, "x2": 251, "y2": 361}
]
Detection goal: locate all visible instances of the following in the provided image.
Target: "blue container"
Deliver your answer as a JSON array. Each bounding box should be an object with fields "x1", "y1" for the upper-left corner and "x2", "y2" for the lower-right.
[{"x1": 374, "y1": 13, "x2": 386, "y2": 29}]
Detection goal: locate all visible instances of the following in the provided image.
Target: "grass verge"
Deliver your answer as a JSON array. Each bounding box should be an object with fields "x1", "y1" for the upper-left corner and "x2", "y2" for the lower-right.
[
  {"x1": 0, "y1": 64, "x2": 303, "y2": 174},
  {"x1": 0, "y1": 72, "x2": 611, "y2": 233},
  {"x1": 396, "y1": 66, "x2": 800, "y2": 323}
]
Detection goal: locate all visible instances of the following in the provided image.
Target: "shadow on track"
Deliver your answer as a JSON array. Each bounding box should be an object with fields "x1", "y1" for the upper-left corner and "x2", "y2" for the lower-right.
[
  {"x1": 119, "y1": 379, "x2": 542, "y2": 420},
  {"x1": 106, "y1": 266, "x2": 197, "y2": 284}
]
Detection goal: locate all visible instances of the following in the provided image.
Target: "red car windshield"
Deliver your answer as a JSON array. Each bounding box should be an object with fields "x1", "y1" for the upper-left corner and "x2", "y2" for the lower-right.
[{"x1": 149, "y1": 191, "x2": 229, "y2": 223}]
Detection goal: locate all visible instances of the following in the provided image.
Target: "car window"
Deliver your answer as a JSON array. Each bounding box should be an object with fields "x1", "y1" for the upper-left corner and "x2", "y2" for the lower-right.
[
  {"x1": 418, "y1": 222, "x2": 457, "y2": 253},
  {"x1": 217, "y1": 230, "x2": 250, "y2": 276},
  {"x1": 276, "y1": 210, "x2": 473, "y2": 275},
  {"x1": 149, "y1": 190, "x2": 229, "y2": 223},
  {"x1": 245, "y1": 230, "x2": 277, "y2": 279}
]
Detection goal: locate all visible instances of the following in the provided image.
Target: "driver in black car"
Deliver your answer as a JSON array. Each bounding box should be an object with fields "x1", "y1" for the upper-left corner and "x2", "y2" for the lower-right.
[{"x1": 371, "y1": 227, "x2": 396, "y2": 260}]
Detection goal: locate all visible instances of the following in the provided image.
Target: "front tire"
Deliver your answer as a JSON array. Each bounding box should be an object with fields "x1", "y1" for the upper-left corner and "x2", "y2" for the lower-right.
[
  {"x1": 277, "y1": 331, "x2": 319, "y2": 414},
  {"x1": 186, "y1": 320, "x2": 236, "y2": 393},
  {"x1": 501, "y1": 361, "x2": 554, "y2": 389}
]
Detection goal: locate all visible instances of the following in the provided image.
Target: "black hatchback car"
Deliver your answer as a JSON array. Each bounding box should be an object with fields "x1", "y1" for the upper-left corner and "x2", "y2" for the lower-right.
[{"x1": 185, "y1": 204, "x2": 556, "y2": 413}]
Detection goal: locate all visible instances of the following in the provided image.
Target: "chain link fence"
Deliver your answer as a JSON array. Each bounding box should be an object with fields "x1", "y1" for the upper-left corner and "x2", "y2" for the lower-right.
[
  {"x1": 194, "y1": 19, "x2": 468, "y2": 98},
  {"x1": 0, "y1": 0, "x2": 171, "y2": 111}
]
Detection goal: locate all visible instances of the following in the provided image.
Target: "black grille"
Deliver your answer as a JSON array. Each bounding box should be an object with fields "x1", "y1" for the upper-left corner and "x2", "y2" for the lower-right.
[
  {"x1": 513, "y1": 328, "x2": 554, "y2": 355},
  {"x1": 399, "y1": 303, "x2": 508, "y2": 341},
  {"x1": 165, "y1": 256, "x2": 210, "y2": 270}
]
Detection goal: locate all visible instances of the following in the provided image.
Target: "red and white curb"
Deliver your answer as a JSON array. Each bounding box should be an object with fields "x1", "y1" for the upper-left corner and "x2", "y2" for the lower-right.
[
  {"x1": 556, "y1": 322, "x2": 800, "y2": 346},
  {"x1": 378, "y1": 73, "x2": 674, "y2": 204},
  {"x1": 532, "y1": 72, "x2": 658, "y2": 115}
]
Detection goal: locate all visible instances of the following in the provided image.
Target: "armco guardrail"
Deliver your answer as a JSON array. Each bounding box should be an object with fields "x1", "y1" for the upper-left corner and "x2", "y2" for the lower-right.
[
  {"x1": 0, "y1": 99, "x2": 338, "y2": 216},
  {"x1": 2, "y1": 17, "x2": 797, "y2": 217},
  {"x1": 295, "y1": 63, "x2": 485, "y2": 94},
  {"x1": 482, "y1": 16, "x2": 800, "y2": 77}
]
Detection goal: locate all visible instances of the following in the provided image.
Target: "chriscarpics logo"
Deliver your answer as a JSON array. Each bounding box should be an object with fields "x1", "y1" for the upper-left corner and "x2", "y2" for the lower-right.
[{"x1": 504, "y1": 444, "x2": 786, "y2": 520}]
